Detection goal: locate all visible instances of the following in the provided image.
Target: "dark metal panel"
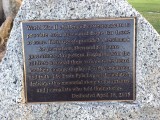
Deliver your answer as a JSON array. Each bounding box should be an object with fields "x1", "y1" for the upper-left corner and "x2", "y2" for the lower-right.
[{"x1": 21, "y1": 18, "x2": 136, "y2": 103}]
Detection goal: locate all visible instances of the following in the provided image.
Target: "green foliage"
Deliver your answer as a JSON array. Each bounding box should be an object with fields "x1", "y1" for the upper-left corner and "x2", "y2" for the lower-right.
[{"x1": 128, "y1": 0, "x2": 160, "y2": 34}]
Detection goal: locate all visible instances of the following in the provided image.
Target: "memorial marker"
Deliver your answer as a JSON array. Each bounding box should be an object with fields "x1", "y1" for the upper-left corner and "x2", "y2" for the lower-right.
[{"x1": 21, "y1": 18, "x2": 136, "y2": 102}]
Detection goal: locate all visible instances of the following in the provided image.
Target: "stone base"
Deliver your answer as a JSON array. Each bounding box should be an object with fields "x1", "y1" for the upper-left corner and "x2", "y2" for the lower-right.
[{"x1": 0, "y1": 0, "x2": 160, "y2": 119}]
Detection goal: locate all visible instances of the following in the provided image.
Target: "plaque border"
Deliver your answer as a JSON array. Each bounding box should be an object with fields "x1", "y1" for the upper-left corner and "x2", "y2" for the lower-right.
[
  {"x1": 21, "y1": 17, "x2": 137, "y2": 103},
  {"x1": 21, "y1": 22, "x2": 28, "y2": 103}
]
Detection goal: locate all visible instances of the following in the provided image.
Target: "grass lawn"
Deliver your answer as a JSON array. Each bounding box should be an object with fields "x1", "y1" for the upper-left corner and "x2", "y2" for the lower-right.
[{"x1": 128, "y1": 0, "x2": 160, "y2": 34}]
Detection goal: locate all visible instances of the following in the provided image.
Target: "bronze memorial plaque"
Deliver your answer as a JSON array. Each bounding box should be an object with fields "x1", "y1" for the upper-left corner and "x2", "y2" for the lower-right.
[{"x1": 21, "y1": 18, "x2": 136, "y2": 103}]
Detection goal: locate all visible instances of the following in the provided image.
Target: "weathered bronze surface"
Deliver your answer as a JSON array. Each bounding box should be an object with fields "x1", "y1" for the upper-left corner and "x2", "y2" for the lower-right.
[{"x1": 21, "y1": 18, "x2": 136, "y2": 103}]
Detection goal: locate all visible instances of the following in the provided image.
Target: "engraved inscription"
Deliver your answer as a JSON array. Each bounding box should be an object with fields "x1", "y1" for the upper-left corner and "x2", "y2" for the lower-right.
[{"x1": 22, "y1": 18, "x2": 136, "y2": 102}]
